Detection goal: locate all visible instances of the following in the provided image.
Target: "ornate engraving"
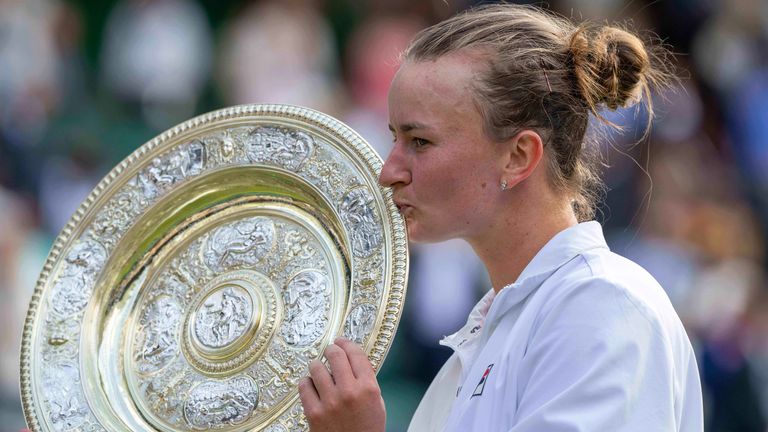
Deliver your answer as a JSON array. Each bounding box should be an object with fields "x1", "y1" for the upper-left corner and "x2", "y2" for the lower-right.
[
  {"x1": 42, "y1": 362, "x2": 87, "y2": 431},
  {"x1": 280, "y1": 270, "x2": 329, "y2": 347},
  {"x1": 301, "y1": 149, "x2": 364, "y2": 203},
  {"x1": 356, "y1": 254, "x2": 384, "y2": 303},
  {"x1": 194, "y1": 286, "x2": 253, "y2": 349},
  {"x1": 183, "y1": 376, "x2": 259, "y2": 430},
  {"x1": 180, "y1": 141, "x2": 205, "y2": 175},
  {"x1": 177, "y1": 239, "x2": 213, "y2": 291},
  {"x1": 77, "y1": 419, "x2": 108, "y2": 432},
  {"x1": 252, "y1": 361, "x2": 289, "y2": 410},
  {"x1": 42, "y1": 317, "x2": 80, "y2": 361},
  {"x1": 155, "y1": 272, "x2": 193, "y2": 306},
  {"x1": 50, "y1": 276, "x2": 90, "y2": 318},
  {"x1": 344, "y1": 303, "x2": 377, "y2": 345},
  {"x1": 250, "y1": 340, "x2": 318, "y2": 414},
  {"x1": 139, "y1": 369, "x2": 195, "y2": 426},
  {"x1": 204, "y1": 129, "x2": 250, "y2": 167},
  {"x1": 204, "y1": 217, "x2": 275, "y2": 272},
  {"x1": 245, "y1": 126, "x2": 313, "y2": 171},
  {"x1": 283, "y1": 230, "x2": 317, "y2": 261},
  {"x1": 66, "y1": 239, "x2": 107, "y2": 275},
  {"x1": 91, "y1": 188, "x2": 142, "y2": 250},
  {"x1": 90, "y1": 142, "x2": 205, "y2": 251},
  {"x1": 134, "y1": 295, "x2": 183, "y2": 375},
  {"x1": 137, "y1": 141, "x2": 205, "y2": 200},
  {"x1": 50, "y1": 239, "x2": 107, "y2": 317},
  {"x1": 340, "y1": 188, "x2": 382, "y2": 257},
  {"x1": 181, "y1": 268, "x2": 278, "y2": 375},
  {"x1": 268, "y1": 227, "x2": 327, "y2": 289},
  {"x1": 278, "y1": 401, "x2": 309, "y2": 431},
  {"x1": 267, "y1": 345, "x2": 302, "y2": 383}
]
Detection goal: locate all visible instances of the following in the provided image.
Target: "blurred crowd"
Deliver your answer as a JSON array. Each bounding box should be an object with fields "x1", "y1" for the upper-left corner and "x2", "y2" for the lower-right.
[{"x1": 1, "y1": 0, "x2": 767, "y2": 430}]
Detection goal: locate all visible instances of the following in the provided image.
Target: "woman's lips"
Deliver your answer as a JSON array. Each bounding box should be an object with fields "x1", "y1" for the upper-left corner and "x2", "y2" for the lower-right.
[{"x1": 395, "y1": 201, "x2": 413, "y2": 217}]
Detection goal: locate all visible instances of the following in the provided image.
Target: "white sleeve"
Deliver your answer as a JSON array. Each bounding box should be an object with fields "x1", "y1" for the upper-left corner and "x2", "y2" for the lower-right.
[
  {"x1": 508, "y1": 278, "x2": 691, "y2": 431},
  {"x1": 408, "y1": 353, "x2": 463, "y2": 432}
]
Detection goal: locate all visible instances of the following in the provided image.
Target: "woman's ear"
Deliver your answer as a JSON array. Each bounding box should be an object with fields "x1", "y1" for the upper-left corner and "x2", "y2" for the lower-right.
[{"x1": 499, "y1": 129, "x2": 544, "y2": 189}]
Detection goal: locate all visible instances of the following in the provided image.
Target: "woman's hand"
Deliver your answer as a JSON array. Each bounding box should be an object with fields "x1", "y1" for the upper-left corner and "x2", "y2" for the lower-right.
[{"x1": 299, "y1": 338, "x2": 386, "y2": 432}]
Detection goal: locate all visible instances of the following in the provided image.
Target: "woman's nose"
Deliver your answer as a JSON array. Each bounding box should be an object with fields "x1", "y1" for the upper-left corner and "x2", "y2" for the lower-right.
[{"x1": 378, "y1": 144, "x2": 411, "y2": 187}]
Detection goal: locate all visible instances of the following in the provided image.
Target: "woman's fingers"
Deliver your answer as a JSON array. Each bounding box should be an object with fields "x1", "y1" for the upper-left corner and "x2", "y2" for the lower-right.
[
  {"x1": 298, "y1": 377, "x2": 321, "y2": 418},
  {"x1": 324, "y1": 343, "x2": 355, "y2": 387},
  {"x1": 308, "y1": 359, "x2": 335, "y2": 401},
  {"x1": 335, "y1": 338, "x2": 375, "y2": 380},
  {"x1": 299, "y1": 339, "x2": 386, "y2": 431}
]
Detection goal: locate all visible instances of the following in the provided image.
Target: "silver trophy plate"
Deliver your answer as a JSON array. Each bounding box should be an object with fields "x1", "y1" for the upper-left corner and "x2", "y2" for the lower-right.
[{"x1": 20, "y1": 105, "x2": 408, "y2": 431}]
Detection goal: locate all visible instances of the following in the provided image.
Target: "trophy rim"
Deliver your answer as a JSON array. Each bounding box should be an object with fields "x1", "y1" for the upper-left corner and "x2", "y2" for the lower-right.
[{"x1": 19, "y1": 104, "x2": 408, "y2": 432}]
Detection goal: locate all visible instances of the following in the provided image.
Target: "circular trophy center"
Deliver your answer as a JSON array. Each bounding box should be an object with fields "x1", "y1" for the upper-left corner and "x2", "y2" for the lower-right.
[
  {"x1": 193, "y1": 285, "x2": 259, "y2": 350},
  {"x1": 182, "y1": 269, "x2": 278, "y2": 374}
]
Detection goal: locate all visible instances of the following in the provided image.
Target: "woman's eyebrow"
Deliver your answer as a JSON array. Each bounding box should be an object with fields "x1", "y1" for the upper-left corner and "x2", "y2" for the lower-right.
[{"x1": 388, "y1": 122, "x2": 432, "y2": 133}]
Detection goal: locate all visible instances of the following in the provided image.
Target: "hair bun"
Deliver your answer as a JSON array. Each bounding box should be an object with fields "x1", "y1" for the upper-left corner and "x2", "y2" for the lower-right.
[{"x1": 569, "y1": 25, "x2": 651, "y2": 112}]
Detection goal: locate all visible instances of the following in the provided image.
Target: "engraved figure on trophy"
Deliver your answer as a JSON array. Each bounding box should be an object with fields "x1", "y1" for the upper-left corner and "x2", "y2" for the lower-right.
[
  {"x1": 206, "y1": 126, "x2": 251, "y2": 166},
  {"x1": 340, "y1": 188, "x2": 383, "y2": 257},
  {"x1": 50, "y1": 239, "x2": 107, "y2": 317},
  {"x1": 137, "y1": 142, "x2": 205, "y2": 199},
  {"x1": 138, "y1": 157, "x2": 173, "y2": 199},
  {"x1": 50, "y1": 276, "x2": 90, "y2": 318},
  {"x1": 344, "y1": 303, "x2": 377, "y2": 345},
  {"x1": 204, "y1": 217, "x2": 276, "y2": 272},
  {"x1": 280, "y1": 270, "x2": 329, "y2": 347},
  {"x1": 183, "y1": 377, "x2": 259, "y2": 430},
  {"x1": 165, "y1": 141, "x2": 204, "y2": 181},
  {"x1": 205, "y1": 131, "x2": 241, "y2": 166},
  {"x1": 245, "y1": 127, "x2": 314, "y2": 171},
  {"x1": 65, "y1": 239, "x2": 107, "y2": 276},
  {"x1": 186, "y1": 141, "x2": 205, "y2": 173},
  {"x1": 140, "y1": 368, "x2": 195, "y2": 424},
  {"x1": 221, "y1": 133, "x2": 236, "y2": 160},
  {"x1": 91, "y1": 188, "x2": 141, "y2": 248},
  {"x1": 135, "y1": 295, "x2": 183, "y2": 374},
  {"x1": 194, "y1": 287, "x2": 252, "y2": 348},
  {"x1": 42, "y1": 362, "x2": 87, "y2": 431},
  {"x1": 157, "y1": 272, "x2": 191, "y2": 302}
]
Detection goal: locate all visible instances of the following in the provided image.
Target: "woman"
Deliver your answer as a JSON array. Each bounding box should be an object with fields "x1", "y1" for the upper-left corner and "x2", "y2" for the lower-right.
[{"x1": 298, "y1": 4, "x2": 703, "y2": 431}]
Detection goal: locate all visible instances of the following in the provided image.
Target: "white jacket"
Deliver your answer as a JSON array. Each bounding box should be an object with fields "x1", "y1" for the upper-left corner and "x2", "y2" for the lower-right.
[{"x1": 408, "y1": 222, "x2": 703, "y2": 431}]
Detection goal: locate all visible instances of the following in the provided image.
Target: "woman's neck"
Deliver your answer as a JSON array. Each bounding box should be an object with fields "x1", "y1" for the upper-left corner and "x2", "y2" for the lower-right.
[{"x1": 467, "y1": 198, "x2": 578, "y2": 293}]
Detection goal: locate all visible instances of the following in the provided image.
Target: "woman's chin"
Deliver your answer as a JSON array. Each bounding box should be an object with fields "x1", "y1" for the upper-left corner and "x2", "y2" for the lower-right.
[
  {"x1": 405, "y1": 223, "x2": 425, "y2": 243},
  {"x1": 405, "y1": 224, "x2": 448, "y2": 244}
]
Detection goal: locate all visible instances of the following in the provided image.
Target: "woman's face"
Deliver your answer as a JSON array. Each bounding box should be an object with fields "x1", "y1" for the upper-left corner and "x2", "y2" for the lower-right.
[{"x1": 380, "y1": 52, "x2": 505, "y2": 243}]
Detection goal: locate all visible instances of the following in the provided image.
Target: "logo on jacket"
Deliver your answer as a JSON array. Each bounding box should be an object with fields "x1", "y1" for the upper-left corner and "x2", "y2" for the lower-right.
[{"x1": 471, "y1": 364, "x2": 494, "y2": 398}]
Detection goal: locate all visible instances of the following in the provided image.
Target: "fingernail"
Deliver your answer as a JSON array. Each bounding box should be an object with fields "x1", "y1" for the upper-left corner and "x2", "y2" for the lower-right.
[{"x1": 334, "y1": 337, "x2": 348, "y2": 344}]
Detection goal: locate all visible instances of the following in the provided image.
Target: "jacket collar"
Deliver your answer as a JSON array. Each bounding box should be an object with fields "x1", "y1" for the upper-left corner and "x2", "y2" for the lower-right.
[
  {"x1": 440, "y1": 289, "x2": 496, "y2": 351},
  {"x1": 482, "y1": 221, "x2": 610, "y2": 338}
]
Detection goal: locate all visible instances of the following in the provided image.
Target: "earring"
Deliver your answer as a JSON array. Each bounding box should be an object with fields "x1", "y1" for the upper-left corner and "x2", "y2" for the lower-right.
[{"x1": 500, "y1": 180, "x2": 508, "y2": 191}]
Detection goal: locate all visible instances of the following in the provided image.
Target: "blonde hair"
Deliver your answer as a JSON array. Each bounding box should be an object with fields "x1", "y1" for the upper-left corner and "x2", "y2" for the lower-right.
[{"x1": 404, "y1": 4, "x2": 673, "y2": 221}]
